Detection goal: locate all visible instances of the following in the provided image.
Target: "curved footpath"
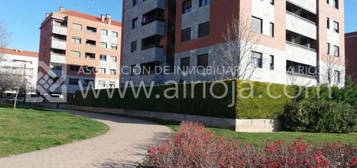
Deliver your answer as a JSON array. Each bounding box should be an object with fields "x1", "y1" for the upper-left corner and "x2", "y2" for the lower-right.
[{"x1": 0, "y1": 109, "x2": 171, "y2": 168}]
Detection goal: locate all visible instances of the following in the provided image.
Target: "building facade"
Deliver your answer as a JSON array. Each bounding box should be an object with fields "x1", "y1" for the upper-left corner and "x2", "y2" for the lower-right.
[
  {"x1": 121, "y1": 0, "x2": 345, "y2": 86},
  {"x1": 38, "y1": 7, "x2": 122, "y2": 94},
  {"x1": 0, "y1": 48, "x2": 39, "y2": 92},
  {"x1": 345, "y1": 32, "x2": 357, "y2": 82}
]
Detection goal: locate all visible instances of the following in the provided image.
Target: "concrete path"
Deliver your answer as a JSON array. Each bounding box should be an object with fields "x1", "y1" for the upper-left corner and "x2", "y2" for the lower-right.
[{"x1": 0, "y1": 109, "x2": 171, "y2": 168}]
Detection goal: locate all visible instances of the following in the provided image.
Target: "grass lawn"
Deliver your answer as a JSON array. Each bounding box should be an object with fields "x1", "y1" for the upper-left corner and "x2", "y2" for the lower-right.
[
  {"x1": 0, "y1": 106, "x2": 108, "y2": 157},
  {"x1": 129, "y1": 116, "x2": 357, "y2": 148}
]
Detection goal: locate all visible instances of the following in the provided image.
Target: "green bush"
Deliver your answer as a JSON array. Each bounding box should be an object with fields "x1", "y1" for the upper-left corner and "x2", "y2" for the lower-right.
[
  {"x1": 73, "y1": 80, "x2": 236, "y2": 118},
  {"x1": 72, "y1": 80, "x2": 293, "y2": 119},
  {"x1": 281, "y1": 99, "x2": 356, "y2": 133},
  {"x1": 236, "y1": 80, "x2": 295, "y2": 119}
]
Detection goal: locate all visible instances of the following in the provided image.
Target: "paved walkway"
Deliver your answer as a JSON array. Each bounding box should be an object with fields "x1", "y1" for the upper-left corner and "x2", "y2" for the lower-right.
[{"x1": 0, "y1": 109, "x2": 171, "y2": 168}]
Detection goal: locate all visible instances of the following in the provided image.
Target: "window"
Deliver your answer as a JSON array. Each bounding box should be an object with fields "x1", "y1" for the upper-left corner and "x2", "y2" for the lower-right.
[
  {"x1": 197, "y1": 54, "x2": 208, "y2": 68},
  {"x1": 111, "y1": 31, "x2": 119, "y2": 37},
  {"x1": 110, "y1": 69, "x2": 117, "y2": 75},
  {"x1": 333, "y1": 21, "x2": 339, "y2": 33},
  {"x1": 71, "y1": 50, "x2": 80, "y2": 58},
  {"x1": 251, "y1": 51, "x2": 263, "y2": 68},
  {"x1": 142, "y1": 9, "x2": 165, "y2": 25},
  {"x1": 100, "y1": 55, "x2": 107, "y2": 61},
  {"x1": 110, "y1": 56, "x2": 117, "y2": 62},
  {"x1": 334, "y1": 70, "x2": 341, "y2": 83},
  {"x1": 109, "y1": 82, "x2": 116, "y2": 88},
  {"x1": 72, "y1": 23, "x2": 82, "y2": 30},
  {"x1": 286, "y1": 61, "x2": 316, "y2": 76},
  {"x1": 141, "y1": 35, "x2": 161, "y2": 50},
  {"x1": 85, "y1": 53, "x2": 96, "y2": 59},
  {"x1": 131, "y1": 41, "x2": 137, "y2": 52},
  {"x1": 86, "y1": 40, "x2": 96, "y2": 47},
  {"x1": 52, "y1": 65, "x2": 62, "y2": 70},
  {"x1": 327, "y1": 43, "x2": 331, "y2": 55},
  {"x1": 180, "y1": 57, "x2": 190, "y2": 72},
  {"x1": 133, "y1": 0, "x2": 138, "y2": 6},
  {"x1": 100, "y1": 68, "x2": 106, "y2": 74},
  {"x1": 101, "y1": 29, "x2": 108, "y2": 36},
  {"x1": 286, "y1": 2, "x2": 317, "y2": 23},
  {"x1": 270, "y1": 55, "x2": 274, "y2": 70},
  {"x1": 132, "y1": 18, "x2": 139, "y2": 29},
  {"x1": 98, "y1": 80, "x2": 106, "y2": 87},
  {"x1": 84, "y1": 80, "x2": 94, "y2": 87},
  {"x1": 199, "y1": 0, "x2": 210, "y2": 7},
  {"x1": 269, "y1": 22, "x2": 274, "y2": 37},
  {"x1": 182, "y1": 0, "x2": 192, "y2": 14},
  {"x1": 100, "y1": 42, "x2": 107, "y2": 48},
  {"x1": 111, "y1": 43, "x2": 118, "y2": 50},
  {"x1": 54, "y1": 20, "x2": 67, "y2": 27},
  {"x1": 72, "y1": 37, "x2": 81, "y2": 44},
  {"x1": 332, "y1": 0, "x2": 339, "y2": 9},
  {"x1": 286, "y1": 30, "x2": 317, "y2": 50},
  {"x1": 70, "y1": 65, "x2": 80, "y2": 71},
  {"x1": 181, "y1": 28, "x2": 191, "y2": 42},
  {"x1": 86, "y1": 26, "x2": 97, "y2": 33},
  {"x1": 333, "y1": 45, "x2": 340, "y2": 57},
  {"x1": 69, "y1": 78, "x2": 79, "y2": 85},
  {"x1": 198, "y1": 22, "x2": 210, "y2": 38},
  {"x1": 327, "y1": 18, "x2": 330, "y2": 29},
  {"x1": 252, "y1": 16, "x2": 263, "y2": 34}
]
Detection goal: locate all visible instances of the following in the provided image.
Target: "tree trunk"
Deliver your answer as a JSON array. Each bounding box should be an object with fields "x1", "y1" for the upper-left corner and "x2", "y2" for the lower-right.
[{"x1": 13, "y1": 87, "x2": 19, "y2": 110}]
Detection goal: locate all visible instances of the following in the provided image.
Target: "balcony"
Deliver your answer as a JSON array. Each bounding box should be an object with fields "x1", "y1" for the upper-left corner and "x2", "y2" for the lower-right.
[
  {"x1": 141, "y1": 47, "x2": 164, "y2": 63},
  {"x1": 287, "y1": 0, "x2": 316, "y2": 14},
  {"x1": 50, "y1": 52, "x2": 66, "y2": 64},
  {"x1": 142, "y1": 0, "x2": 166, "y2": 12},
  {"x1": 286, "y1": 12, "x2": 317, "y2": 40},
  {"x1": 51, "y1": 38, "x2": 67, "y2": 50},
  {"x1": 141, "y1": 20, "x2": 165, "y2": 37},
  {"x1": 52, "y1": 25, "x2": 67, "y2": 35},
  {"x1": 286, "y1": 42, "x2": 317, "y2": 66}
]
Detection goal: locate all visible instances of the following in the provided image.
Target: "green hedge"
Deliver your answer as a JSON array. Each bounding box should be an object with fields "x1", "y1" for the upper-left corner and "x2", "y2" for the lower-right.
[
  {"x1": 236, "y1": 80, "x2": 295, "y2": 119},
  {"x1": 73, "y1": 80, "x2": 236, "y2": 118},
  {"x1": 72, "y1": 80, "x2": 297, "y2": 119}
]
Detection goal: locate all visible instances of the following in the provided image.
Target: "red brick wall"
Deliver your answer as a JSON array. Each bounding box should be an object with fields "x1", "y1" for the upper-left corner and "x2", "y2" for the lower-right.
[{"x1": 345, "y1": 32, "x2": 357, "y2": 82}]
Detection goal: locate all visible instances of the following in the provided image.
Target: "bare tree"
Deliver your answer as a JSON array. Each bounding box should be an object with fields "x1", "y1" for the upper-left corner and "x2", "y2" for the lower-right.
[
  {"x1": 0, "y1": 22, "x2": 9, "y2": 103},
  {"x1": 0, "y1": 22, "x2": 9, "y2": 63},
  {"x1": 219, "y1": 15, "x2": 260, "y2": 80},
  {"x1": 320, "y1": 49, "x2": 344, "y2": 87}
]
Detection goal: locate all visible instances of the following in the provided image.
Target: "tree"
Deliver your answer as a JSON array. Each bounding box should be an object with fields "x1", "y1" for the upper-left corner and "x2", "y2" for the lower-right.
[
  {"x1": 320, "y1": 48, "x2": 345, "y2": 87},
  {"x1": 0, "y1": 22, "x2": 9, "y2": 63},
  {"x1": 219, "y1": 15, "x2": 260, "y2": 80},
  {"x1": 0, "y1": 22, "x2": 25, "y2": 109},
  {"x1": 0, "y1": 22, "x2": 9, "y2": 102}
]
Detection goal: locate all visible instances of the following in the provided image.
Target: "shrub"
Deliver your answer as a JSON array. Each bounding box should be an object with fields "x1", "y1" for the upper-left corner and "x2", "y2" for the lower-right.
[
  {"x1": 146, "y1": 122, "x2": 357, "y2": 168},
  {"x1": 236, "y1": 80, "x2": 295, "y2": 119},
  {"x1": 73, "y1": 80, "x2": 236, "y2": 118},
  {"x1": 281, "y1": 99, "x2": 356, "y2": 133},
  {"x1": 72, "y1": 80, "x2": 293, "y2": 119}
]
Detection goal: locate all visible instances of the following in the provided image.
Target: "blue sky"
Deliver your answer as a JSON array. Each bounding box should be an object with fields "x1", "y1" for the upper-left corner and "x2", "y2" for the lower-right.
[{"x1": 0, "y1": 0, "x2": 356, "y2": 52}]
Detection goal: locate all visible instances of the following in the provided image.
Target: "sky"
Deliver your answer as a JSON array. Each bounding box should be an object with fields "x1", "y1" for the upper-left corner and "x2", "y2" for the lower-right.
[{"x1": 0, "y1": 0, "x2": 356, "y2": 52}]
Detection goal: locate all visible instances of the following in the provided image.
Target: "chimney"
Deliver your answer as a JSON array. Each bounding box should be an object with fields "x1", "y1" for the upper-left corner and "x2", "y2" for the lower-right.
[
  {"x1": 59, "y1": 6, "x2": 65, "y2": 12},
  {"x1": 100, "y1": 14, "x2": 105, "y2": 22},
  {"x1": 106, "y1": 14, "x2": 112, "y2": 25}
]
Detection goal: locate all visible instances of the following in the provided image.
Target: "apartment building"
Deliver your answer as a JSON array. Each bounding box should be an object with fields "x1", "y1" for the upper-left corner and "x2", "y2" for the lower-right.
[
  {"x1": 345, "y1": 32, "x2": 357, "y2": 82},
  {"x1": 0, "y1": 48, "x2": 39, "y2": 92},
  {"x1": 38, "y1": 7, "x2": 122, "y2": 94},
  {"x1": 121, "y1": 0, "x2": 345, "y2": 86}
]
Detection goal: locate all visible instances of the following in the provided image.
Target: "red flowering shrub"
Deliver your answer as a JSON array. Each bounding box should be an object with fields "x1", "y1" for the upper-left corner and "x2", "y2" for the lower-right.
[{"x1": 147, "y1": 122, "x2": 357, "y2": 168}]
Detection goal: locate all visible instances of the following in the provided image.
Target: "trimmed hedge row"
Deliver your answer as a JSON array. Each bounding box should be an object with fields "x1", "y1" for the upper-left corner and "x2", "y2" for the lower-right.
[
  {"x1": 72, "y1": 80, "x2": 296, "y2": 119},
  {"x1": 236, "y1": 80, "x2": 295, "y2": 119}
]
